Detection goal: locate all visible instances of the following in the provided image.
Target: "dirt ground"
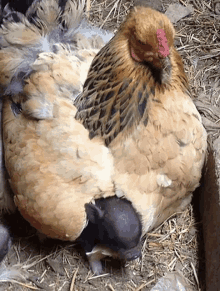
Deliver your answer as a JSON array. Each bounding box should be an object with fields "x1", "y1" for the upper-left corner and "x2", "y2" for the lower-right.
[
  {"x1": 0, "y1": 0, "x2": 220, "y2": 290},
  {"x1": 0, "y1": 205, "x2": 203, "y2": 291}
]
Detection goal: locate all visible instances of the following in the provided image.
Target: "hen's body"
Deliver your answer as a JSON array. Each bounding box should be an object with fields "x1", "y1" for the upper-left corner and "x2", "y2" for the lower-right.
[
  {"x1": 3, "y1": 93, "x2": 114, "y2": 240},
  {"x1": 0, "y1": 0, "x2": 115, "y2": 240},
  {"x1": 111, "y1": 89, "x2": 206, "y2": 233},
  {"x1": 75, "y1": 6, "x2": 207, "y2": 234}
]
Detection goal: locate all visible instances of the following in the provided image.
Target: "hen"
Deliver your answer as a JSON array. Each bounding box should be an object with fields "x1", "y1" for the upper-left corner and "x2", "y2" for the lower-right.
[
  {"x1": 0, "y1": 0, "x2": 115, "y2": 236},
  {"x1": 75, "y1": 6, "x2": 207, "y2": 235},
  {"x1": 0, "y1": 0, "x2": 113, "y2": 214},
  {"x1": 0, "y1": 0, "x2": 143, "y2": 275}
]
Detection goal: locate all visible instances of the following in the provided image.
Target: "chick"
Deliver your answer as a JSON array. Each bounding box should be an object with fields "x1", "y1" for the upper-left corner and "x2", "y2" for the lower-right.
[{"x1": 80, "y1": 196, "x2": 142, "y2": 274}]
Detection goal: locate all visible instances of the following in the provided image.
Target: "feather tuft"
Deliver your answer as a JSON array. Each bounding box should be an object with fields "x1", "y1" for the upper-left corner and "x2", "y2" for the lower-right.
[{"x1": 0, "y1": 0, "x2": 113, "y2": 98}]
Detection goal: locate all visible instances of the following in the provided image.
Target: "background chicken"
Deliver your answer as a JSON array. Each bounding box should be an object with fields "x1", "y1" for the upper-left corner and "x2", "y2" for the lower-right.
[
  {"x1": 0, "y1": 0, "x2": 113, "y2": 214},
  {"x1": 75, "y1": 6, "x2": 207, "y2": 235},
  {"x1": 0, "y1": 0, "x2": 143, "y2": 275},
  {"x1": 0, "y1": 1, "x2": 113, "y2": 259}
]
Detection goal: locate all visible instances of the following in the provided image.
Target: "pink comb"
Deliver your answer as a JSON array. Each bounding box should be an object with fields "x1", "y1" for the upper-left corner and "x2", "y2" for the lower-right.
[{"x1": 156, "y1": 29, "x2": 169, "y2": 57}]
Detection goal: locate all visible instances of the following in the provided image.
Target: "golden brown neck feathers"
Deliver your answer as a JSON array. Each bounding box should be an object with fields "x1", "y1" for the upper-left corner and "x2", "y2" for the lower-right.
[{"x1": 75, "y1": 6, "x2": 189, "y2": 146}]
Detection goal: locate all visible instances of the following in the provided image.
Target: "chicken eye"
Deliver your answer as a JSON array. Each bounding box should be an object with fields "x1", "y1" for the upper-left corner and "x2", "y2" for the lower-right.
[{"x1": 137, "y1": 39, "x2": 145, "y2": 46}]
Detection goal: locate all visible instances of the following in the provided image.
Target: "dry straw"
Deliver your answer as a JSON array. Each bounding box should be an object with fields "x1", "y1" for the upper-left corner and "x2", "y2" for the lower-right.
[{"x1": 2, "y1": 0, "x2": 220, "y2": 290}]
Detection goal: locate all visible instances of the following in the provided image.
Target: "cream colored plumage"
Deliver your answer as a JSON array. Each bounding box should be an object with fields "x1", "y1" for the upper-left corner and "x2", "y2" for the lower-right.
[{"x1": 0, "y1": 0, "x2": 115, "y2": 240}]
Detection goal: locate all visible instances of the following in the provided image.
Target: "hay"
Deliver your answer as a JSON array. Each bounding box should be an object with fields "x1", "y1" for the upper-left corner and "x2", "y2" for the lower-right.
[{"x1": 1, "y1": 0, "x2": 219, "y2": 290}]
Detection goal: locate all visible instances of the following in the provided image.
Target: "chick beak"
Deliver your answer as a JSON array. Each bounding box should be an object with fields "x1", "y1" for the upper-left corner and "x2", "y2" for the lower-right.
[{"x1": 119, "y1": 245, "x2": 142, "y2": 261}]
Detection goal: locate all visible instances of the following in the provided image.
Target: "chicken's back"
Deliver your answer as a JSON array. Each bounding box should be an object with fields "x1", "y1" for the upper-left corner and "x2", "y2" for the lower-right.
[
  {"x1": 3, "y1": 50, "x2": 115, "y2": 240},
  {"x1": 0, "y1": 0, "x2": 115, "y2": 240}
]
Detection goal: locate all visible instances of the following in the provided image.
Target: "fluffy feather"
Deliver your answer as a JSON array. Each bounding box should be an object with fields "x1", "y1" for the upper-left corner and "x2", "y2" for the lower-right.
[
  {"x1": 2, "y1": 66, "x2": 115, "y2": 241},
  {"x1": 0, "y1": 262, "x2": 31, "y2": 283},
  {"x1": 0, "y1": 0, "x2": 113, "y2": 215},
  {"x1": 0, "y1": 0, "x2": 113, "y2": 96},
  {"x1": 3, "y1": 94, "x2": 115, "y2": 240}
]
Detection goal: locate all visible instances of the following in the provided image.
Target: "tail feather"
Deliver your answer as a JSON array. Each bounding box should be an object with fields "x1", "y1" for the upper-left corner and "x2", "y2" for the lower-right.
[
  {"x1": 62, "y1": 0, "x2": 86, "y2": 33},
  {"x1": 0, "y1": 264, "x2": 29, "y2": 282},
  {"x1": 0, "y1": 0, "x2": 113, "y2": 96},
  {"x1": 26, "y1": 0, "x2": 61, "y2": 32},
  {"x1": 2, "y1": 4, "x2": 26, "y2": 23}
]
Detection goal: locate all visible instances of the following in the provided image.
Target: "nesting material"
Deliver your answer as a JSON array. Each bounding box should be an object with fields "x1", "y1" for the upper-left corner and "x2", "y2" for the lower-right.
[
  {"x1": 165, "y1": 4, "x2": 194, "y2": 24},
  {"x1": 1, "y1": 0, "x2": 219, "y2": 290}
]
